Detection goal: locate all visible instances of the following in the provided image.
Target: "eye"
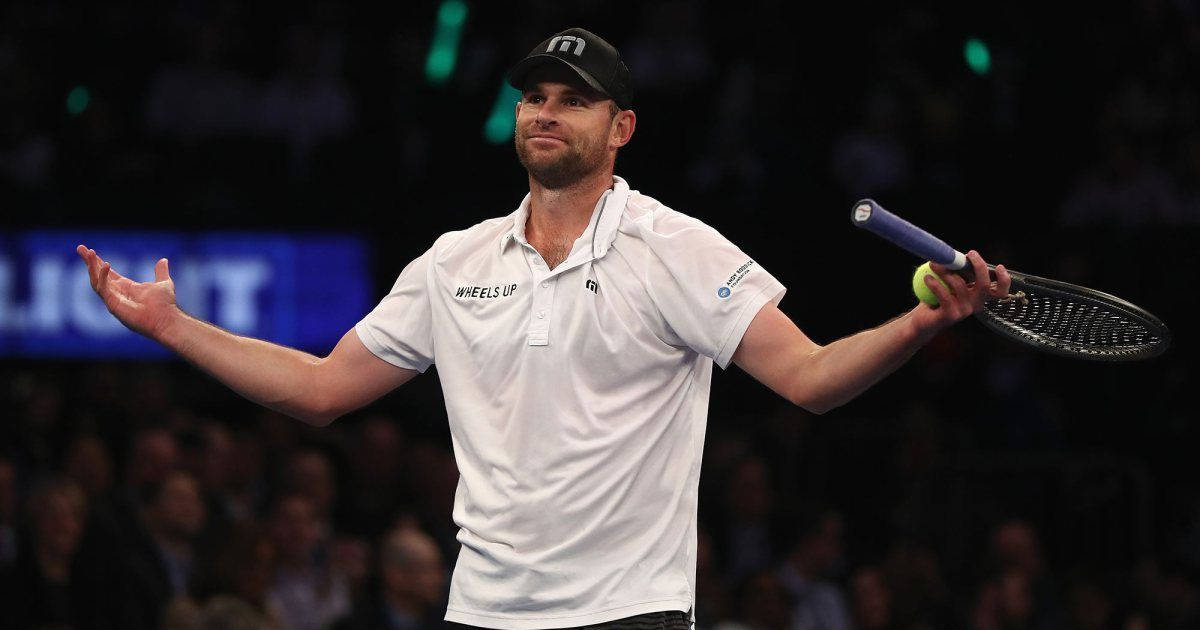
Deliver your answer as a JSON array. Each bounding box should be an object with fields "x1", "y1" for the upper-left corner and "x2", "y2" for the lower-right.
[
  {"x1": 565, "y1": 97, "x2": 584, "y2": 107},
  {"x1": 523, "y1": 94, "x2": 544, "y2": 105}
]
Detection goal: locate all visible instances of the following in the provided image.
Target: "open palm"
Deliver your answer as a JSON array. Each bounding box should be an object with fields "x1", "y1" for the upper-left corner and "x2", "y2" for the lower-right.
[{"x1": 76, "y1": 245, "x2": 179, "y2": 338}]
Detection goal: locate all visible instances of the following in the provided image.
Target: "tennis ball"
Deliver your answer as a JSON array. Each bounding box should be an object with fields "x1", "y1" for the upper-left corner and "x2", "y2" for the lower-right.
[{"x1": 912, "y1": 262, "x2": 950, "y2": 307}]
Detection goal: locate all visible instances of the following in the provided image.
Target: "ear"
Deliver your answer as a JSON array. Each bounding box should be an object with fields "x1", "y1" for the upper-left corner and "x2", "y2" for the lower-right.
[{"x1": 610, "y1": 109, "x2": 637, "y2": 149}]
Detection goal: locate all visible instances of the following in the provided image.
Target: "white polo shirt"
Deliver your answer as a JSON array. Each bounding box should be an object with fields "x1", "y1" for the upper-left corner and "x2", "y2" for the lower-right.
[{"x1": 355, "y1": 176, "x2": 786, "y2": 629}]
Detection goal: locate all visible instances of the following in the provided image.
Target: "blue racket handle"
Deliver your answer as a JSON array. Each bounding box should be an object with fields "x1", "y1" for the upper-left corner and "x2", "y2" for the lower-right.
[{"x1": 850, "y1": 199, "x2": 967, "y2": 270}]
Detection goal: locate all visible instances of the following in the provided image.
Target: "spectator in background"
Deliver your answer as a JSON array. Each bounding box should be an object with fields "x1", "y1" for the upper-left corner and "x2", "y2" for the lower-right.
[
  {"x1": 98, "y1": 426, "x2": 181, "y2": 544},
  {"x1": 144, "y1": 10, "x2": 257, "y2": 142},
  {"x1": 831, "y1": 85, "x2": 912, "y2": 199},
  {"x1": 143, "y1": 470, "x2": 208, "y2": 596},
  {"x1": 0, "y1": 477, "x2": 88, "y2": 629},
  {"x1": 106, "y1": 470, "x2": 209, "y2": 629},
  {"x1": 126, "y1": 427, "x2": 182, "y2": 502},
  {"x1": 258, "y1": 20, "x2": 355, "y2": 174},
  {"x1": 1064, "y1": 575, "x2": 1115, "y2": 630},
  {"x1": 0, "y1": 458, "x2": 16, "y2": 569},
  {"x1": 226, "y1": 425, "x2": 269, "y2": 525},
  {"x1": 1058, "y1": 132, "x2": 1183, "y2": 227},
  {"x1": 880, "y1": 540, "x2": 950, "y2": 629},
  {"x1": 778, "y1": 509, "x2": 851, "y2": 630},
  {"x1": 849, "y1": 566, "x2": 894, "y2": 630},
  {"x1": 720, "y1": 455, "x2": 777, "y2": 586},
  {"x1": 970, "y1": 569, "x2": 1043, "y2": 630},
  {"x1": 988, "y1": 520, "x2": 1051, "y2": 599},
  {"x1": 970, "y1": 519, "x2": 1060, "y2": 630},
  {"x1": 268, "y1": 493, "x2": 351, "y2": 630},
  {"x1": 694, "y1": 527, "x2": 732, "y2": 629},
  {"x1": 63, "y1": 434, "x2": 115, "y2": 501},
  {"x1": 335, "y1": 525, "x2": 447, "y2": 630},
  {"x1": 282, "y1": 447, "x2": 339, "y2": 541},
  {"x1": 189, "y1": 523, "x2": 283, "y2": 628},
  {"x1": 346, "y1": 415, "x2": 406, "y2": 537},
  {"x1": 714, "y1": 570, "x2": 794, "y2": 630}
]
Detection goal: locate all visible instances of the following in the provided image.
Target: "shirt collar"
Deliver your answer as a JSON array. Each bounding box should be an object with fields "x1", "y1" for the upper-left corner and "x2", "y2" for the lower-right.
[{"x1": 499, "y1": 175, "x2": 630, "y2": 258}]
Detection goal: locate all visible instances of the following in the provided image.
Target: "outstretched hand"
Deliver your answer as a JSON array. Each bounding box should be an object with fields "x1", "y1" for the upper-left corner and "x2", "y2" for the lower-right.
[
  {"x1": 76, "y1": 245, "x2": 179, "y2": 339},
  {"x1": 910, "y1": 249, "x2": 1012, "y2": 335}
]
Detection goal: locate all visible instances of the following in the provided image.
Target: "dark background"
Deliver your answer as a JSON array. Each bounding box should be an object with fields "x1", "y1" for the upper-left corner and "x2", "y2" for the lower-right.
[{"x1": 2, "y1": 1, "x2": 1198, "y2": 629}]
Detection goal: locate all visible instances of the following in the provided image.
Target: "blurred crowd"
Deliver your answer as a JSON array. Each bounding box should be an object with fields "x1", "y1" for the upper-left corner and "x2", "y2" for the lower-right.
[
  {"x1": 3, "y1": 1, "x2": 1200, "y2": 629},
  {"x1": 3, "y1": 1, "x2": 1199, "y2": 233},
  {"x1": 2, "y1": 358, "x2": 1199, "y2": 630}
]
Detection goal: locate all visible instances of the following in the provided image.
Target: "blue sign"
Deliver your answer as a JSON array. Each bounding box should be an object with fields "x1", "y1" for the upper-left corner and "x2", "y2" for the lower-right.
[{"x1": 0, "y1": 231, "x2": 371, "y2": 358}]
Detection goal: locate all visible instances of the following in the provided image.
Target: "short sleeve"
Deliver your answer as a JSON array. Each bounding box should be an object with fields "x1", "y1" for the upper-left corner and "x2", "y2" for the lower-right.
[
  {"x1": 354, "y1": 246, "x2": 436, "y2": 372},
  {"x1": 640, "y1": 212, "x2": 786, "y2": 369}
]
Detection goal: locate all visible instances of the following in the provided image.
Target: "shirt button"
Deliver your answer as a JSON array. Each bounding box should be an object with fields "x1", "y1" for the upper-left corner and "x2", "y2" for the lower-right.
[
  {"x1": 541, "y1": 281, "x2": 550, "y2": 288},
  {"x1": 537, "y1": 310, "x2": 546, "y2": 319}
]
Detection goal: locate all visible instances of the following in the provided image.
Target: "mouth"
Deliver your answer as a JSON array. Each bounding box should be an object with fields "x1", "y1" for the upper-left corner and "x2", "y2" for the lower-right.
[{"x1": 527, "y1": 134, "x2": 567, "y2": 145}]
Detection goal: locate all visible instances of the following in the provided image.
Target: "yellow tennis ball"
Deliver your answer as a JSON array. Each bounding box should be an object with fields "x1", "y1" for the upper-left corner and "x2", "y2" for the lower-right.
[{"x1": 912, "y1": 262, "x2": 950, "y2": 307}]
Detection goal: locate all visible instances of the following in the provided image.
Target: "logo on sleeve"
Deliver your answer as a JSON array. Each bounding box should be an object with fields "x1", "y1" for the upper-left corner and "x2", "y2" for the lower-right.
[{"x1": 717, "y1": 260, "x2": 755, "y2": 299}]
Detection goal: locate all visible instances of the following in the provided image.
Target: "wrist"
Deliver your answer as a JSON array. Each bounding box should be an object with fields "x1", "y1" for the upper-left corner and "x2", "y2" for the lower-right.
[
  {"x1": 904, "y1": 304, "x2": 943, "y2": 346},
  {"x1": 155, "y1": 306, "x2": 190, "y2": 350}
]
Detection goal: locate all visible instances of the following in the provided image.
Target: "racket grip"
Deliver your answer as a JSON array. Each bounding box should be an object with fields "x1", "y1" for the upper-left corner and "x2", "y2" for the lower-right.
[{"x1": 851, "y1": 199, "x2": 967, "y2": 270}]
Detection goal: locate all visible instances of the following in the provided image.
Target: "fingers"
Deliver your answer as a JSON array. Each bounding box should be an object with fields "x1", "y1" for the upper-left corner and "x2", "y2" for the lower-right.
[
  {"x1": 995, "y1": 263, "x2": 1011, "y2": 296},
  {"x1": 938, "y1": 267, "x2": 970, "y2": 299},
  {"x1": 98, "y1": 261, "x2": 112, "y2": 292},
  {"x1": 967, "y1": 250, "x2": 990, "y2": 290},
  {"x1": 923, "y1": 273, "x2": 954, "y2": 308},
  {"x1": 154, "y1": 258, "x2": 170, "y2": 282},
  {"x1": 964, "y1": 250, "x2": 1014, "y2": 299},
  {"x1": 79, "y1": 246, "x2": 103, "y2": 290},
  {"x1": 76, "y1": 246, "x2": 130, "y2": 294}
]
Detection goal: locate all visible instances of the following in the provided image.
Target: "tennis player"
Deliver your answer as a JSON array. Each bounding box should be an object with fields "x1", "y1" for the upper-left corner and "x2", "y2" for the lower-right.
[{"x1": 77, "y1": 27, "x2": 1009, "y2": 630}]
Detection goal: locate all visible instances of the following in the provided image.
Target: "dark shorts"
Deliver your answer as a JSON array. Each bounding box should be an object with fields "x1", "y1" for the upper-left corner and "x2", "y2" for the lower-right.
[{"x1": 449, "y1": 610, "x2": 692, "y2": 630}]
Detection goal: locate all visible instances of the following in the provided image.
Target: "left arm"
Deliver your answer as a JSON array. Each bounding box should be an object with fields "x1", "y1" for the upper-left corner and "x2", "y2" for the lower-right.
[{"x1": 733, "y1": 250, "x2": 1009, "y2": 414}]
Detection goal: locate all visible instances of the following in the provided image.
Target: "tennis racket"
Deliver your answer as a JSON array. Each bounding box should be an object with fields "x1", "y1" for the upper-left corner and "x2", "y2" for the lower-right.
[{"x1": 851, "y1": 199, "x2": 1171, "y2": 361}]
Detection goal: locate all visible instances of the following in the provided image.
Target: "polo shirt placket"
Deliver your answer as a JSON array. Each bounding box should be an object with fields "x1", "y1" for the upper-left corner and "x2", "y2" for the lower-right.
[{"x1": 510, "y1": 185, "x2": 623, "y2": 348}]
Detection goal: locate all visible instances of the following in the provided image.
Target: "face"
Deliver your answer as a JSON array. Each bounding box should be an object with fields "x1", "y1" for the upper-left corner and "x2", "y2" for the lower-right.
[
  {"x1": 271, "y1": 496, "x2": 319, "y2": 562},
  {"x1": 514, "y1": 66, "x2": 631, "y2": 189},
  {"x1": 154, "y1": 472, "x2": 206, "y2": 539}
]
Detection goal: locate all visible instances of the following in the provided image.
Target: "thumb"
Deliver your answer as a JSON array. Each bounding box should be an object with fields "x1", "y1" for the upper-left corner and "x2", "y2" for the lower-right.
[{"x1": 155, "y1": 258, "x2": 171, "y2": 282}]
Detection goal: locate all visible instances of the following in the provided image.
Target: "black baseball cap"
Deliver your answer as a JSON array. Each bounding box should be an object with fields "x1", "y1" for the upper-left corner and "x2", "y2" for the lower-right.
[{"x1": 508, "y1": 27, "x2": 633, "y2": 110}]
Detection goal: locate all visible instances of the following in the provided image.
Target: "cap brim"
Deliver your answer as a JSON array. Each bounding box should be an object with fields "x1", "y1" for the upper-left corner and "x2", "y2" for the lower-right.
[{"x1": 507, "y1": 54, "x2": 611, "y2": 100}]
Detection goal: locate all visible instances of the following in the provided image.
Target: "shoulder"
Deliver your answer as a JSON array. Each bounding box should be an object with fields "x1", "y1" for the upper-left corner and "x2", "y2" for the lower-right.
[
  {"x1": 620, "y1": 190, "x2": 719, "y2": 236},
  {"x1": 614, "y1": 191, "x2": 733, "y2": 259},
  {"x1": 428, "y1": 214, "x2": 513, "y2": 262}
]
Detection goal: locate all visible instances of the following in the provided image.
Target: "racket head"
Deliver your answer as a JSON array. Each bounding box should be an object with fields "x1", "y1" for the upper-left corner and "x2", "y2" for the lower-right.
[{"x1": 974, "y1": 267, "x2": 1172, "y2": 361}]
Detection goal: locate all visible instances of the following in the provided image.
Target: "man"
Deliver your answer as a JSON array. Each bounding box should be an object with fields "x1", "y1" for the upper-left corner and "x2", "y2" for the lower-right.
[
  {"x1": 334, "y1": 525, "x2": 447, "y2": 630},
  {"x1": 77, "y1": 27, "x2": 1010, "y2": 630}
]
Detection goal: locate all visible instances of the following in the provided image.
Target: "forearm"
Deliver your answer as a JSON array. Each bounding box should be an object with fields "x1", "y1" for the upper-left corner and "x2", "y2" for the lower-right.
[
  {"x1": 158, "y1": 308, "x2": 331, "y2": 424},
  {"x1": 792, "y1": 306, "x2": 934, "y2": 413}
]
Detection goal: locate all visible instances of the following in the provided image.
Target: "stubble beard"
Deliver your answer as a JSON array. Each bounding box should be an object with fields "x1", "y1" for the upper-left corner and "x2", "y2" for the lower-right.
[{"x1": 515, "y1": 127, "x2": 607, "y2": 189}]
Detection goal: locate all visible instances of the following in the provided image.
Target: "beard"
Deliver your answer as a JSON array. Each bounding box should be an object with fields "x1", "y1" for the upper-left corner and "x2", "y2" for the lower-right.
[{"x1": 514, "y1": 126, "x2": 608, "y2": 189}]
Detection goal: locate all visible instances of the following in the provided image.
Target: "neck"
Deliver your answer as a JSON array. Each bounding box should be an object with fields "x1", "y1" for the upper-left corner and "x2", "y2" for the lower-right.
[{"x1": 525, "y1": 169, "x2": 613, "y2": 269}]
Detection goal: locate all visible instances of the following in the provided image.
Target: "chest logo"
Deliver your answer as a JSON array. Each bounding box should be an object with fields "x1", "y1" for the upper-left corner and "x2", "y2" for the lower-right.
[
  {"x1": 585, "y1": 279, "x2": 598, "y2": 294},
  {"x1": 455, "y1": 283, "x2": 518, "y2": 299}
]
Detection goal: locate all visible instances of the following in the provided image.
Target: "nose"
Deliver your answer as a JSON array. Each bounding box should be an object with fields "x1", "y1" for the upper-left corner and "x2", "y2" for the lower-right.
[
  {"x1": 535, "y1": 109, "x2": 557, "y2": 128},
  {"x1": 534, "y1": 100, "x2": 560, "y2": 127}
]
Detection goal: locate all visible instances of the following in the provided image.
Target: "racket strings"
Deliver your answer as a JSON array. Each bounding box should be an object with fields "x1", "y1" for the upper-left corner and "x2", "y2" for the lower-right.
[{"x1": 983, "y1": 291, "x2": 1163, "y2": 352}]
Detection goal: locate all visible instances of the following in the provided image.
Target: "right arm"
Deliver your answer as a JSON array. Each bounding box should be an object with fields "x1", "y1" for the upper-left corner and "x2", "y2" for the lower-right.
[{"x1": 77, "y1": 245, "x2": 415, "y2": 426}]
